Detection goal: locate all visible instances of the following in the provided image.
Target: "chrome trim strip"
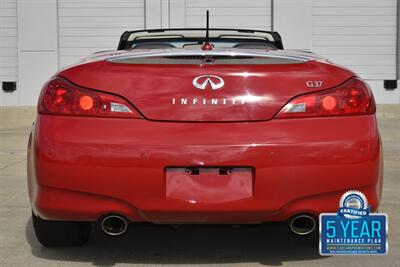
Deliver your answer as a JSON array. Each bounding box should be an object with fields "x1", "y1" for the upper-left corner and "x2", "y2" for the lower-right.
[{"x1": 106, "y1": 49, "x2": 311, "y2": 62}]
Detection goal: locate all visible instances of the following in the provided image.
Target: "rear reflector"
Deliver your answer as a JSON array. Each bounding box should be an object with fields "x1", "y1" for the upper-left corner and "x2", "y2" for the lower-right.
[
  {"x1": 38, "y1": 77, "x2": 142, "y2": 118},
  {"x1": 275, "y1": 77, "x2": 375, "y2": 119}
]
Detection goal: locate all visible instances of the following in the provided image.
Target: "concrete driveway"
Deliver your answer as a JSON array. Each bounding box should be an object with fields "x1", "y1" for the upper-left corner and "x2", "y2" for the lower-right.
[{"x1": 1, "y1": 106, "x2": 399, "y2": 267}]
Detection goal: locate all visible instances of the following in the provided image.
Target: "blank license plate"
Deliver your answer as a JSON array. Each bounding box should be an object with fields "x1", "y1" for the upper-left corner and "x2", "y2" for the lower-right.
[{"x1": 165, "y1": 167, "x2": 253, "y2": 204}]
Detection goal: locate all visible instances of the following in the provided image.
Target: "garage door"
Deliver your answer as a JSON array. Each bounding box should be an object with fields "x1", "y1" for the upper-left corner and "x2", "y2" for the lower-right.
[
  {"x1": 184, "y1": 0, "x2": 272, "y2": 30},
  {"x1": 58, "y1": 0, "x2": 145, "y2": 68},
  {"x1": 0, "y1": 0, "x2": 17, "y2": 82},
  {"x1": 312, "y1": 0, "x2": 397, "y2": 80}
]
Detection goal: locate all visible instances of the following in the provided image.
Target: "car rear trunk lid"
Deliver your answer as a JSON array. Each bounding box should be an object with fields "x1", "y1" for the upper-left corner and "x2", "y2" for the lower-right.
[{"x1": 59, "y1": 51, "x2": 354, "y2": 122}]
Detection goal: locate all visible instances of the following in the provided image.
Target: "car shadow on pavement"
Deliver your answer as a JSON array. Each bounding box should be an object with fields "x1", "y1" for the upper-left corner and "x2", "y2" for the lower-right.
[{"x1": 26, "y1": 217, "x2": 326, "y2": 266}]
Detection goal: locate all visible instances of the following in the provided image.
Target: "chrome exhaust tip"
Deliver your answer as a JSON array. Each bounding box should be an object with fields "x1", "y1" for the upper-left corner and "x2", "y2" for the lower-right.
[
  {"x1": 289, "y1": 214, "x2": 316, "y2": 236},
  {"x1": 101, "y1": 215, "x2": 128, "y2": 236}
]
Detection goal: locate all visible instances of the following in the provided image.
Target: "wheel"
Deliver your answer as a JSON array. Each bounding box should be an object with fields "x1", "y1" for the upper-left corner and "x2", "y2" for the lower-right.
[{"x1": 32, "y1": 211, "x2": 91, "y2": 246}]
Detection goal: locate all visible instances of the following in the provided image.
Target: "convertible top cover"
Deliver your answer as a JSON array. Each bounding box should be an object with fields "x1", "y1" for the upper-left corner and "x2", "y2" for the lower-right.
[{"x1": 117, "y1": 28, "x2": 284, "y2": 50}]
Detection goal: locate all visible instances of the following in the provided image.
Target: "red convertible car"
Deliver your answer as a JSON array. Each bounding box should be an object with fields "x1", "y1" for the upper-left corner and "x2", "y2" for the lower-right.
[{"x1": 27, "y1": 28, "x2": 383, "y2": 246}]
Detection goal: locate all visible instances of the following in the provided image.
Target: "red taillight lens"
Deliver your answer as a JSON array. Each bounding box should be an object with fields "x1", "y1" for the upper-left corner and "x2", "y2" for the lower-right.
[
  {"x1": 275, "y1": 77, "x2": 375, "y2": 119},
  {"x1": 38, "y1": 77, "x2": 142, "y2": 118}
]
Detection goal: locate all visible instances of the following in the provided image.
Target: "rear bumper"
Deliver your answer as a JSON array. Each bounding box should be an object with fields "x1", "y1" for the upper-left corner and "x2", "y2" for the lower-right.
[{"x1": 28, "y1": 114, "x2": 383, "y2": 223}]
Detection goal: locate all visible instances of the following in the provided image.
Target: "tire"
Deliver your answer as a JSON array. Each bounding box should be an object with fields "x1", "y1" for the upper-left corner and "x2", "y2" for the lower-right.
[{"x1": 32, "y1": 211, "x2": 91, "y2": 246}]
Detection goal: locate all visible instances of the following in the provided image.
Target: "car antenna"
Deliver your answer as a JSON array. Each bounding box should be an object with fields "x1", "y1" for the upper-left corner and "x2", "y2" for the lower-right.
[{"x1": 202, "y1": 10, "x2": 213, "y2": 50}]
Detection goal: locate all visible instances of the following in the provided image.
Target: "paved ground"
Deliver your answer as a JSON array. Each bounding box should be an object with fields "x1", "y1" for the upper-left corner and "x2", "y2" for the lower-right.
[{"x1": 0, "y1": 105, "x2": 399, "y2": 267}]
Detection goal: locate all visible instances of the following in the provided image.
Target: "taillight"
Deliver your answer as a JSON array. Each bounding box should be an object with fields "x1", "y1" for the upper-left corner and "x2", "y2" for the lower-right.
[
  {"x1": 275, "y1": 77, "x2": 375, "y2": 119},
  {"x1": 38, "y1": 77, "x2": 142, "y2": 118}
]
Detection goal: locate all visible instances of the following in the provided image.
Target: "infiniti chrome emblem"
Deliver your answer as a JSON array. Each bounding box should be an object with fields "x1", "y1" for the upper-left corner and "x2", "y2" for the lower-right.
[{"x1": 192, "y1": 75, "x2": 224, "y2": 90}]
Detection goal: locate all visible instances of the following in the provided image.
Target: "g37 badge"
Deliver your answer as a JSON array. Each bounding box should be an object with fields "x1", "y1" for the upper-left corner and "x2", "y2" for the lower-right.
[{"x1": 306, "y1": 81, "x2": 323, "y2": 88}]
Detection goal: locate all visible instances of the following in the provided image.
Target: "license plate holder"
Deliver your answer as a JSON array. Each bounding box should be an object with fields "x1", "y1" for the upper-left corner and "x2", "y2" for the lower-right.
[{"x1": 165, "y1": 167, "x2": 253, "y2": 204}]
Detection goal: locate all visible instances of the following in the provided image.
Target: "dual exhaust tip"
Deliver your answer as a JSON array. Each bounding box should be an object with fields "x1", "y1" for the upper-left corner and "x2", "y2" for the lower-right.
[{"x1": 100, "y1": 213, "x2": 316, "y2": 236}]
